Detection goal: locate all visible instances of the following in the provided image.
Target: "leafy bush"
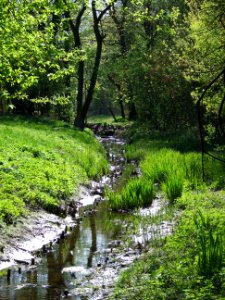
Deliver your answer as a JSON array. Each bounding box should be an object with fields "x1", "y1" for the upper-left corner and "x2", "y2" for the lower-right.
[{"x1": 0, "y1": 195, "x2": 26, "y2": 224}]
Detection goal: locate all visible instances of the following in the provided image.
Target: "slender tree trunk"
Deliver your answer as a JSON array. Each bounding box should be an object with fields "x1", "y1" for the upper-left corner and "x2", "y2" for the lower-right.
[
  {"x1": 108, "y1": 75, "x2": 125, "y2": 119},
  {"x1": 74, "y1": 60, "x2": 85, "y2": 129},
  {"x1": 64, "y1": 1, "x2": 86, "y2": 130},
  {"x1": 81, "y1": 1, "x2": 111, "y2": 124},
  {"x1": 110, "y1": 0, "x2": 137, "y2": 120},
  {"x1": 66, "y1": 1, "x2": 112, "y2": 129},
  {"x1": 108, "y1": 106, "x2": 117, "y2": 122},
  {"x1": 119, "y1": 99, "x2": 125, "y2": 119},
  {"x1": 81, "y1": 31, "x2": 103, "y2": 120}
]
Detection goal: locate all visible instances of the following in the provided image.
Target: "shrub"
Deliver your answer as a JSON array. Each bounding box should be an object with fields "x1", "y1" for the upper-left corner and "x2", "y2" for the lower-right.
[{"x1": 0, "y1": 195, "x2": 26, "y2": 224}]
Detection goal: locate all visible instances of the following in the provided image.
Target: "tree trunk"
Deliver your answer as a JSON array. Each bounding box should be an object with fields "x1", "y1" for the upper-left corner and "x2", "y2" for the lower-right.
[
  {"x1": 66, "y1": 1, "x2": 112, "y2": 129},
  {"x1": 81, "y1": 1, "x2": 111, "y2": 124},
  {"x1": 119, "y1": 99, "x2": 125, "y2": 119},
  {"x1": 81, "y1": 31, "x2": 103, "y2": 120},
  {"x1": 108, "y1": 75, "x2": 125, "y2": 119},
  {"x1": 128, "y1": 102, "x2": 137, "y2": 120},
  {"x1": 74, "y1": 60, "x2": 85, "y2": 129},
  {"x1": 64, "y1": 1, "x2": 86, "y2": 130}
]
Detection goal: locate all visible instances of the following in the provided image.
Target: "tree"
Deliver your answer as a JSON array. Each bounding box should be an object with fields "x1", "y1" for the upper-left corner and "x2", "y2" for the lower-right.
[
  {"x1": 186, "y1": 0, "x2": 225, "y2": 164},
  {"x1": 99, "y1": 0, "x2": 194, "y2": 128},
  {"x1": 0, "y1": 0, "x2": 79, "y2": 117},
  {"x1": 64, "y1": 0, "x2": 114, "y2": 130}
]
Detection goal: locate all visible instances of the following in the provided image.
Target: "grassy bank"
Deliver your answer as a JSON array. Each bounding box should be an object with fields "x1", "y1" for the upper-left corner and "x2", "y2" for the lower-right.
[
  {"x1": 109, "y1": 125, "x2": 225, "y2": 300},
  {"x1": 0, "y1": 115, "x2": 108, "y2": 225}
]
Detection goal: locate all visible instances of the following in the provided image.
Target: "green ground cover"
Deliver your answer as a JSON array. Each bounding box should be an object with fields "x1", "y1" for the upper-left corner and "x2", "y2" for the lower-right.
[
  {"x1": 109, "y1": 125, "x2": 225, "y2": 300},
  {"x1": 0, "y1": 115, "x2": 108, "y2": 224},
  {"x1": 87, "y1": 114, "x2": 129, "y2": 125}
]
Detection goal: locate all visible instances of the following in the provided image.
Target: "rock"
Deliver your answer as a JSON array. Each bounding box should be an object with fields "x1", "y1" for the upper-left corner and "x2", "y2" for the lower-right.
[
  {"x1": 108, "y1": 240, "x2": 121, "y2": 248},
  {"x1": 97, "y1": 261, "x2": 102, "y2": 267},
  {"x1": 63, "y1": 290, "x2": 69, "y2": 297}
]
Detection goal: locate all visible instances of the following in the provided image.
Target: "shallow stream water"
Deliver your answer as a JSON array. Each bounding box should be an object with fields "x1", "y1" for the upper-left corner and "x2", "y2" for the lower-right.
[
  {"x1": 0, "y1": 206, "x2": 131, "y2": 300},
  {"x1": 0, "y1": 127, "x2": 170, "y2": 300}
]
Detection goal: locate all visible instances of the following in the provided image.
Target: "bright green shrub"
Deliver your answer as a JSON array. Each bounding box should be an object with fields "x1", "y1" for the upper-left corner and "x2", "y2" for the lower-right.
[{"x1": 0, "y1": 195, "x2": 26, "y2": 224}]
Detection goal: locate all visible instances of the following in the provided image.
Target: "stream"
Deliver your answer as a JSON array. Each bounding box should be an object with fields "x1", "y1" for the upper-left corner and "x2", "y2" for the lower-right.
[{"x1": 0, "y1": 125, "x2": 170, "y2": 300}]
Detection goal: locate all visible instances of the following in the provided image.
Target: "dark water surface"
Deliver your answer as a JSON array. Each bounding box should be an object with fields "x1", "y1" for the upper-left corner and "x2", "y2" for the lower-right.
[
  {"x1": 0, "y1": 133, "x2": 132, "y2": 300},
  {"x1": 0, "y1": 205, "x2": 130, "y2": 300}
]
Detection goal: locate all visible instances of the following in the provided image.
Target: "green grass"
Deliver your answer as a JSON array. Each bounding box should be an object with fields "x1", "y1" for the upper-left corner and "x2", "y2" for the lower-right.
[
  {"x1": 194, "y1": 210, "x2": 224, "y2": 278},
  {"x1": 109, "y1": 124, "x2": 225, "y2": 300},
  {"x1": 87, "y1": 114, "x2": 120, "y2": 124},
  {"x1": 108, "y1": 127, "x2": 223, "y2": 210},
  {"x1": 110, "y1": 190, "x2": 225, "y2": 300},
  {"x1": 0, "y1": 115, "x2": 108, "y2": 224},
  {"x1": 106, "y1": 177, "x2": 155, "y2": 210},
  {"x1": 162, "y1": 174, "x2": 184, "y2": 203}
]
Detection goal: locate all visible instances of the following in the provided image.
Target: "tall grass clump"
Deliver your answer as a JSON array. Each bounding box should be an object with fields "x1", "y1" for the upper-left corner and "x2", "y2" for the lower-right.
[
  {"x1": 184, "y1": 152, "x2": 203, "y2": 186},
  {"x1": 194, "y1": 210, "x2": 224, "y2": 278},
  {"x1": 162, "y1": 174, "x2": 183, "y2": 203},
  {"x1": 141, "y1": 149, "x2": 185, "y2": 184},
  {"x1": 106, "y1": 178, "x2": 155, "y2": 210},
  {"x1": 125, "y1": 143, "x2": 148, "y2": 161},
  {"x1": 204, "y1": 156, "x2": 225, "y2": 186}
]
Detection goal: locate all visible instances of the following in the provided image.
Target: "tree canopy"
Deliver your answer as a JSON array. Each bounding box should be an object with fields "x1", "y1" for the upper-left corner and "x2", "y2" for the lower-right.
[{"x1": 0, "y1": 0, "x2": 224, "y2": 130}]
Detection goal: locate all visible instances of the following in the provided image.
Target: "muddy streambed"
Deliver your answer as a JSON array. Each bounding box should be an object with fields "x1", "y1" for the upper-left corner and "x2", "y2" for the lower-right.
[{"x1": 0, "y1": 126, "x2": 172, "y2": 300}]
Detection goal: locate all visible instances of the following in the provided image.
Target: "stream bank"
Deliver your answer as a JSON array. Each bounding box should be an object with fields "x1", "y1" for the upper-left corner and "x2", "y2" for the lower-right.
[{"x1": 0, "y1": 124, "x2": 173, "y2": 300}]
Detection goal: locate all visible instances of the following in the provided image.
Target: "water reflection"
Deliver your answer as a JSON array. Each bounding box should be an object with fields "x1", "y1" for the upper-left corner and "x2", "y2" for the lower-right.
[
  {"x1": 0, "y1": 206, "x2": 127, "y2": 299},
  {"x1": 0, "y1": 133, "x2": 129, "y2": 299},
  {"x1": 87, "y1": 215, "x2": 97, "y2": 268}
]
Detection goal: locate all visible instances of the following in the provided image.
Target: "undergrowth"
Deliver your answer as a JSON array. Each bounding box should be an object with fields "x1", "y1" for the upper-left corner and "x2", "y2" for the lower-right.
[
  {"x1": 108, "y1": 125, "x2": 225, "y2": 299},
  {"x1": 0, "y1": 115, "x2": 108, "y2": 224},
  {"x1": 110, "y1": 189, "x2": 225, "y2": 300},
  {"x1": 106, "y1": 177, "x2": 155, "y2": 210}
]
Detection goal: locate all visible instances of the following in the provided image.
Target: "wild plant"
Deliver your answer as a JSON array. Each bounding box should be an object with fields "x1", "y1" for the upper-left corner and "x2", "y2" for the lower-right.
[
  {"x1": 141, "y1": 149, "x2": 184, "y2": 184},
  {"x1": 106, "y1": 178, "x2": 155, "y2": 210},
  {"x1": 162, "y1": 174, "x2": 183, "y2": 203},
  {"x1": 0, "y1": 116, "x2": 108, "y2": 223},
  {"x1": 184, "y1": 152, "x2": 203, "y2": 186},
  {"x1": 194, "y1": 210, "x2": 224, "y2": 278}
]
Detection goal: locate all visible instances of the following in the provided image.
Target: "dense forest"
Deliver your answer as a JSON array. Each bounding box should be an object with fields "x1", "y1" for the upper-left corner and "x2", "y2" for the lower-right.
[
  {"x1": 1, "y1": 0, "x2": 224, "y2": 130},
  {"x1": 0, "y1": 0, "x2": 225, "y2": 299}
]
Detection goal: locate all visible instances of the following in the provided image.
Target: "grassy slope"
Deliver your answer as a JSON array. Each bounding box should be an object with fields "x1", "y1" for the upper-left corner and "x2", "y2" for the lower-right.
[
  {"x1": 0, "y1": 115, "x2": 108, "y2": 225},
  {"x1": 110, "y1": 125, "x2": 225, "y2": 300}
]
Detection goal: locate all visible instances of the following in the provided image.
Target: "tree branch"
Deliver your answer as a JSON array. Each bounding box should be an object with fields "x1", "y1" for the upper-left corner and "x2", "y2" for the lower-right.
[{"x1": 97, "y1": 4, "x2": 111, "y2": 23}]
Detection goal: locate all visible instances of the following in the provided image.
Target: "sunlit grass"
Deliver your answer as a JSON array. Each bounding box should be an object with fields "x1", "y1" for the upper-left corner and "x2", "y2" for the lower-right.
[
  {"x1": 0, "y1": 115, "x2": 108, "y2": 223},
  {"x1": 87, "y1": 114, "x2": 119, "y2": 124},
  {"x1": 109, "y1": 124, "x2": 225, "y2": 300},
  {"x1": 106, "y1": 177, "x2": 155, "y2": 210}
]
